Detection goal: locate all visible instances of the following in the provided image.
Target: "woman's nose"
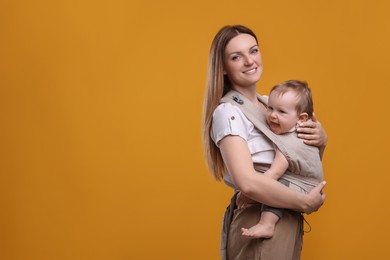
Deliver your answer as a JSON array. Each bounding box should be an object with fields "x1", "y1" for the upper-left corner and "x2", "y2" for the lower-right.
[{"x1": 244, "y1": 55, "x2": 254, "y2": 65}]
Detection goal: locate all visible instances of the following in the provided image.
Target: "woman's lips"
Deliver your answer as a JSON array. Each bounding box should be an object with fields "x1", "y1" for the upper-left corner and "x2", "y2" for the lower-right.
[{"x1": 243, "y1": 67, "x2": 257, "y2": 74}]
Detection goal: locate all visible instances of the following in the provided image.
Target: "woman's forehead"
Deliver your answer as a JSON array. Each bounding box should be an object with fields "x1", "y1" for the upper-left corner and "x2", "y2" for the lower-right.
[{"x1": 225, "y1": 34, "x2": 257, "y2": 54}]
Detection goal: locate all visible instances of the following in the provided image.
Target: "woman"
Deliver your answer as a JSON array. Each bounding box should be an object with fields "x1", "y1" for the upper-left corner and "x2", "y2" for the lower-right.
[{"x1": 202, "y1": 25, "x2": 327, "y2": 259}]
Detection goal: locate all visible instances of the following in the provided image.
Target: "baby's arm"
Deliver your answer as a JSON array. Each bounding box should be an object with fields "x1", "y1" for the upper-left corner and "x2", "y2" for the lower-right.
[
  {"x1": 238, "y1": 147, "x2": 289, "y2": 208},
  {"x1": 264, "y1": 146, "x2": 289, "y2": 180}
]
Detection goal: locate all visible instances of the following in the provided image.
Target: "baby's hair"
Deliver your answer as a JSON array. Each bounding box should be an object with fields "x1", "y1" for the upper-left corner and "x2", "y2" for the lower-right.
[{"x1": 270, "y1": 80, "x2": 314, "y2": 118}]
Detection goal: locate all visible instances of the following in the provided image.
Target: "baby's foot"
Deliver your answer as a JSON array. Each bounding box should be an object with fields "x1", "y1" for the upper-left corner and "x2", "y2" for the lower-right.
[{"x1": 241, "y1": 223, "x2": 275, "y2": 239}]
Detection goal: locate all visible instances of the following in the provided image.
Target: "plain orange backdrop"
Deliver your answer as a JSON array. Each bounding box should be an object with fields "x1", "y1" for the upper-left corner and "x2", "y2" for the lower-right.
[{"x1": 1, "y1": 0, "x2": 389, "y2": 259}]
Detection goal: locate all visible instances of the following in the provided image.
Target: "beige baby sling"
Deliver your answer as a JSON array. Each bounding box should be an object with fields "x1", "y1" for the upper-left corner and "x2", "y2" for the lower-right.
[{"x1": 220, "y1": 90, "x2": 323, "y2": 191}]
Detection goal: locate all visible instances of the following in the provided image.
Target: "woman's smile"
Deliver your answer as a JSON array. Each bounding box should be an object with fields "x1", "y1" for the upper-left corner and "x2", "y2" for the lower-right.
[{"x1": 243, "y1": 67, "x2": 257, "y2": 74}]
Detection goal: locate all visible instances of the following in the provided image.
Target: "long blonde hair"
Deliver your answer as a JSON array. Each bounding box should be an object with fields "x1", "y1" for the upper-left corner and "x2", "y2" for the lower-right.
[{"x1": 202, "y1": 25, "x2": 258, "y2": 181}]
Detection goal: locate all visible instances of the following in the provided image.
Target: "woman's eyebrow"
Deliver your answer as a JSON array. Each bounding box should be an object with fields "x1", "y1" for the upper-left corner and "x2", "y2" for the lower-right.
[{"x1": 226, "y1": 44, "x2": 259, "y2": 56}]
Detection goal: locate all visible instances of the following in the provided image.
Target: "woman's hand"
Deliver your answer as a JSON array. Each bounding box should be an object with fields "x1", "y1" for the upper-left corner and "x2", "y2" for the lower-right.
[
  {"x1": 303, "y1": 181, "x2": 327, "y2": 214},
  {"x1": 296, "y1": 112, "x2": 328, "y2": 147}
]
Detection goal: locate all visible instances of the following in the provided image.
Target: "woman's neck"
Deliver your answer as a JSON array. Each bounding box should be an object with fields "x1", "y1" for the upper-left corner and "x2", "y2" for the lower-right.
[
  {"x1": 232, "y1": 85, "x2": 267, "y2": 113},
  {"x1": 232, "y1": 85, "x2": 258, "y2": 105}
]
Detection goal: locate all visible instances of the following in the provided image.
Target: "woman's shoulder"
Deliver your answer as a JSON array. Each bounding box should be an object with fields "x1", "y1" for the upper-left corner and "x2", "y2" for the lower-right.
[
  {"x1": 211, "y1": 102, "x2": 253, "y2": 145},
  {"x1": 213, "y1": 102, "x2": 249, "y2": 125},
  {"x1": 214, "y1": 102, "x2": 244, "y2": 115}
]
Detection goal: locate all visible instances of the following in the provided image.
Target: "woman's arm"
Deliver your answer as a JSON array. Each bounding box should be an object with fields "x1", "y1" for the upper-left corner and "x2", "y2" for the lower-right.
[{"x1": 219, "y1": 135, "x2": 326, "y2": 214}]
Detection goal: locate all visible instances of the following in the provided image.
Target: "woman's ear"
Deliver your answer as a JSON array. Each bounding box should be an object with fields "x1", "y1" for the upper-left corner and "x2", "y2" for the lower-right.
[{"x1": 298, "y1": 113, "x2": 309, "y2": 123}]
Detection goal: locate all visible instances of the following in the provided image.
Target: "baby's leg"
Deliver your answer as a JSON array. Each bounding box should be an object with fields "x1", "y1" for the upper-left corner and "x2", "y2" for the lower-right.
[{"x1": 241, "y1": 211, "x2": 279, "y2": 239}]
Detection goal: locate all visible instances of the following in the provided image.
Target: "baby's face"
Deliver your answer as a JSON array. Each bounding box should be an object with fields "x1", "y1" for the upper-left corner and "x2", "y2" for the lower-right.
[{"x1": 266, "y1": 91, "x2": 300, "y2": 134}]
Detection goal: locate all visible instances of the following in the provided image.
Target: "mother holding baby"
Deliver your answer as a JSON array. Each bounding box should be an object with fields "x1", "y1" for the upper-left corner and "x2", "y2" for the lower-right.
[{"x1": 202, "y1": 25, "x2": 328, "y2": 260}]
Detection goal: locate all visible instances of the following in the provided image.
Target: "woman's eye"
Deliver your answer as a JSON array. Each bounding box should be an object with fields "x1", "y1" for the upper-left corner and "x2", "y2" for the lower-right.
[
  {"x1": 251, "y1": 48, "x2": 259, "y2": 54},
  {"x1": 232, "y1": 55, "x2": 240, "y2": 61}
]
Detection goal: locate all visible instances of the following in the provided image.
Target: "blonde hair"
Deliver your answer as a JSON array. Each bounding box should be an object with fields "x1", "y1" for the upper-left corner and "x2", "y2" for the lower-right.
[{"x1": 202, "y1": 25, "x2": 258, "y2": 181}]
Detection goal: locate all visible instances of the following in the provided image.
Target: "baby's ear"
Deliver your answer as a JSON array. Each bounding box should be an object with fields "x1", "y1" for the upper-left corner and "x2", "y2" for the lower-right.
[{"x1": 298, "y1": 113, "x2": 309, "y2": 123}]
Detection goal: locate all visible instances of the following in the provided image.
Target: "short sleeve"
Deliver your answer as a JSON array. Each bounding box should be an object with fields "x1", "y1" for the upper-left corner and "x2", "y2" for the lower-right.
[{"x1": 211, "y1": 103, "x2": 251, "y2": 146}]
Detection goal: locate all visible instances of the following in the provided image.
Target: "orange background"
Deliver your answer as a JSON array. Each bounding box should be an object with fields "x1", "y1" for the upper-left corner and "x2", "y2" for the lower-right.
[{"x1": 1, "y1": 0, "x2": 389, "y2": 259}]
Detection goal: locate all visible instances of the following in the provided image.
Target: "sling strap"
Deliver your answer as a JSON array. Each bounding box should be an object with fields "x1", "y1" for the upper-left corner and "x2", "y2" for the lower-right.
[{"x1": 220, "y1": 90, "x2": 294, "y2": 169}]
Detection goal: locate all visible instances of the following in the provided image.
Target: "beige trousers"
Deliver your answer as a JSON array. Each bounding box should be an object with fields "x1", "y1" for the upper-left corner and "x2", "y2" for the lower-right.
[{"x1": 225, "y1": 203, "x2": 303, "y2": 260}]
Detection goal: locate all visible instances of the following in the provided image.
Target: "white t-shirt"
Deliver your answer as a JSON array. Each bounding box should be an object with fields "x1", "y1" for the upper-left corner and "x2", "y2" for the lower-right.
[{"x1": 211, "y1": 102, "x2": 275, "y2": 189}]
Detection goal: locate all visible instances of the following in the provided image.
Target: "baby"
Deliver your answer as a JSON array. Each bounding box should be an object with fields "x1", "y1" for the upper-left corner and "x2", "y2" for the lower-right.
[{"x1": 240, "y1": 80, "x2": 324, "y2": 239}]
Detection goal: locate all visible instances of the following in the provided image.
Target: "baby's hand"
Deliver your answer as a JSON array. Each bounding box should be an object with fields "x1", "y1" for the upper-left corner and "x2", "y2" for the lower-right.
[{"x1": 236, "y1": 192, "x2": 250, "y2": 209}]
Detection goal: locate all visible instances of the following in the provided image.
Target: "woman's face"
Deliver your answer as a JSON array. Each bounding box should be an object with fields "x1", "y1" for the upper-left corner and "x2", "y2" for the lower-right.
[{"x1": 223, "y1": 34, "x2": 263, "y2": 89}]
